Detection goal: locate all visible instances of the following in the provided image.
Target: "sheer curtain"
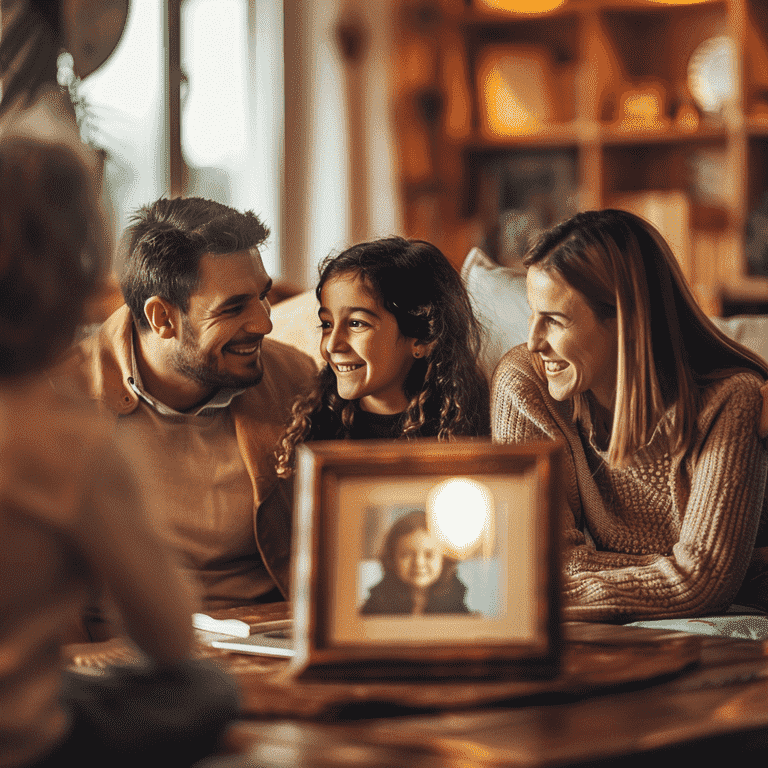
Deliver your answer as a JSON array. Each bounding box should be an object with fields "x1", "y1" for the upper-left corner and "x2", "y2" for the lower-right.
[
  {"x1": 76, "y1": 0, "x2": 167, "y2": 273},
  {"x1": 77, "y1": 0, "x2": 401, "y2": 287},
  {"x1": 283, "y1": 0, "x2": 402, "y2": 290}
]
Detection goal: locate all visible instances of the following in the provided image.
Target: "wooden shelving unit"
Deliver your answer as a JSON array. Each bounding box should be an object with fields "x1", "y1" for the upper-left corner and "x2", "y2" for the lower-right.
[{"x1": 391, "y1": 0, "x2": 768, "y2": 316}]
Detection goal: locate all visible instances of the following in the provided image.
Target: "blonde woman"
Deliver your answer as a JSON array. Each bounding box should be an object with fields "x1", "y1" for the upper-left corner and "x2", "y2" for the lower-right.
[{"x1": 492, "y1": 209, "x2": 768, "y2": 622}]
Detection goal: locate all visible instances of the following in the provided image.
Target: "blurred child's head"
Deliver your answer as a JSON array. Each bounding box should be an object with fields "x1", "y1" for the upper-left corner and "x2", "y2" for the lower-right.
[
  {"x1": 0, "y1": 135, "x2": 104, "y2": 377},
  {"x1": 380, "y1": 510, "x2": 451, "y2": 591}
]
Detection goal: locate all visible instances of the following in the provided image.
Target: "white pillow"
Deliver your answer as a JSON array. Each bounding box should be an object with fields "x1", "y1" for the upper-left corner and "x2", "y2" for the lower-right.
[
  {"x1": 460, "y1": 247, "x2": 530, "y2": 381},
  {"x1": 710, "y1": 315, "x2": 768, "y2": 364},
  {"x1": 268, "y1": 289, "x2": 323, "y2": 367}
]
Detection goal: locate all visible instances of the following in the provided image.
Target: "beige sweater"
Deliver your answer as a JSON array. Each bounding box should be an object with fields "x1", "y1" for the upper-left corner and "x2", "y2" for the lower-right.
[
  {"x1": 0, "y1": 377, "x2": 195, "y2": 767},
  {"x1": 492, "y1": 344, "x2": 768, "y2": 622}
]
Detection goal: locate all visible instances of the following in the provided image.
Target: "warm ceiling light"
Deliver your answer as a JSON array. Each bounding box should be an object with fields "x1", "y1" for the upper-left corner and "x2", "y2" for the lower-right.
[{"x1": 478, "y1": 0, "x2": 565, "y2": 12}]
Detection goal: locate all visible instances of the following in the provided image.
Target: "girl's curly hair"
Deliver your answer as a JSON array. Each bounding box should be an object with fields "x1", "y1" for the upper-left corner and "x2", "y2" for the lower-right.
[{"x1": 275, "y1": 236, "x2": 490, "y2": 477}]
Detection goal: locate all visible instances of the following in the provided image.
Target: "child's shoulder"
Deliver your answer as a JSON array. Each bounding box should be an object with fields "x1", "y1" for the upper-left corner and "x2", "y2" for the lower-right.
[{"x1": 0, "y1": 376, "x2": 114, "y2": 530}]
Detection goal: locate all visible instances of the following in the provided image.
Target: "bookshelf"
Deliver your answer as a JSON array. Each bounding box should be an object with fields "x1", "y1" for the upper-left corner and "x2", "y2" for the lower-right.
[{"x1": 391, "y1": 0, "x2": 768, "y2": 316}]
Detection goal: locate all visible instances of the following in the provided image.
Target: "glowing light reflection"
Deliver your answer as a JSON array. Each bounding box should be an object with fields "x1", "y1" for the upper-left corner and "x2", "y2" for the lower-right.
[{"x1": 427, "y1": 478, "x2": 494, "y2": 560}]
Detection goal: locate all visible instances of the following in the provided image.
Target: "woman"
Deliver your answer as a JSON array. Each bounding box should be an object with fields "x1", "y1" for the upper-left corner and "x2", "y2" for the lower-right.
[
  {"x1": 275, "y1": 237, "x2": 489, "y2": 476},
  {"x1": 360, "y1": 511, "x2": 471, "y2": 616},
  {"x1": 492, "y1": 209, "x2": 768, "y2": 623}
]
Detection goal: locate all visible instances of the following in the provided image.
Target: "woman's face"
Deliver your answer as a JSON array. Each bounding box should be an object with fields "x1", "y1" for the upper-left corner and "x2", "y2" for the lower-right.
[
  {"x1": 526, "y1": 265, "x2": 618, "y2": 411},
  {"x1": 319, "y1": 272, "x2": 418, "y2": 414},
  {"x1": 393, "y1": 528, "x2": 444, "y2": 590}
]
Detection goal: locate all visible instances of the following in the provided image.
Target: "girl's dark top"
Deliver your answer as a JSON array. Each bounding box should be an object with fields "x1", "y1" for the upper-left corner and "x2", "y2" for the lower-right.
[
  {"x1": 307, "y1": 404, "x2": 440, "y2": 441},
  {"x1": 359, "y1": 572, "x2": 471, "y2": 616}
]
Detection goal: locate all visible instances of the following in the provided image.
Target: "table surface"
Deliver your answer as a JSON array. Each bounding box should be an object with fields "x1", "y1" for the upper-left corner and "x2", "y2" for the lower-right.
[{"x1": 72, "y1": 602, "x2": 768, "y2": 767}]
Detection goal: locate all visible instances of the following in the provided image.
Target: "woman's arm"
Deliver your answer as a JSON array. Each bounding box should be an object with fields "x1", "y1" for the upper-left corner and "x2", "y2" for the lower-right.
[
  {"x1": 493, "y1": 349, "x2": 768, "y2": 622},
  {"x1": 562, "y1": 374, "x2": 768, "y2": 622}
]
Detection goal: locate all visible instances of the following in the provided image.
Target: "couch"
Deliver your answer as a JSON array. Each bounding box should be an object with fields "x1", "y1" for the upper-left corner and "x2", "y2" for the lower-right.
[{"x1": 270, "y1": 246, "x2": 768, "y2": 380}]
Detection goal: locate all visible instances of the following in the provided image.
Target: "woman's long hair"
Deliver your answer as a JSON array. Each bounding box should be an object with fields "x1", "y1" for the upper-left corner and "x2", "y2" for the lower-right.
[
  {"x1": 275, "y1": 237, "x2": 489, "y2": 476},
  {"x1": 524, "y1": 209, "x2": 768, "y2": 466}
]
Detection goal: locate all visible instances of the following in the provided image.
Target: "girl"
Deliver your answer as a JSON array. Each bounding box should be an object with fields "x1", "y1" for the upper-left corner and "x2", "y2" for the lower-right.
[
  {"x1": 492, "y1": 209, "x2": 768, "y2": 622},
  {"x1": 275, "y1": 236, "x2": 489, "y2": 474},
  {"x1": 360, "y1": 511, "x2": 471, "y2": 616}
]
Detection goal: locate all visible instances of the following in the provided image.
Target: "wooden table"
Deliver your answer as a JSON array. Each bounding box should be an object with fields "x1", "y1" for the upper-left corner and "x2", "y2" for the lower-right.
[
  {"x1": 187, "y1": 604, "x2": 768, "y2": 766},
  {"x1": 74, "y1": 603, "x2": 768, "y2": 766}
]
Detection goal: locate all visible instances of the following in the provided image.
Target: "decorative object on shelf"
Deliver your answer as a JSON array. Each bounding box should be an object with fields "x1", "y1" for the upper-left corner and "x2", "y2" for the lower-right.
[
  {"x1": 477, "y1": 0, "x2": 565, "y2": 12},
  {"x1": 673, "y1": 96, "x2": 701, "y2": 132},
  {"x1": 474, "y1": 150, "x2": 576, "y2": 267},
  {"x1": 477, "y1": 45, "x2": 556, "y2": 137},
  {"x1": 609, "y1": 190, "x2": 691, "y2": 279},
  {"x1": 617, "y1": 81, "x2": 669, "y2": 132},
  {"x1": 687, "y1": 35, "x2": 738, "y2": 118}
]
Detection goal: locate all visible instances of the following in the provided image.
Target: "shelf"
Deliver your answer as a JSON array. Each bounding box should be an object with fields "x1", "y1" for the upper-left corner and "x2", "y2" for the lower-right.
[
  {"x1": 599, "y1": 124, "x2": 727, "y2": 145},
  {"x1": 391, "y1": 0, "x2": 768, "y2": 305}
]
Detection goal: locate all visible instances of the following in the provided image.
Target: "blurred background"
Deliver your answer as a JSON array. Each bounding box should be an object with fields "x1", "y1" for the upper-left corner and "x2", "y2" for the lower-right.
[{"x1": 59, "y1": 0, "x2": 768, "y2": 316}]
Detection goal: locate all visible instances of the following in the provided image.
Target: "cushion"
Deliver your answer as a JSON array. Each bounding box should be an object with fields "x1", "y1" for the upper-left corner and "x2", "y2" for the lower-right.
[
  {"x1": 460, "y1": 247, "x2": 530, "y2": 381},
  {"x1": 711, "y1": 314, "x2": 768, "y2": 364},
  {"x1": 268, "y1": 289, "x2": 323, "y2": 367}
]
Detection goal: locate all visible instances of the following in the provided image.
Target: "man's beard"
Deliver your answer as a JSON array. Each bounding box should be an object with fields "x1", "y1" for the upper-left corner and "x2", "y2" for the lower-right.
[{"x1": 171, "y1": 315, "x2": 264, "y2": 390}]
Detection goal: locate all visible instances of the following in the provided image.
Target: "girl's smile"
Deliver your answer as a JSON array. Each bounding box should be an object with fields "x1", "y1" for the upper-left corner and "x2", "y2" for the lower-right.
[
  {"x1": 526, "y1": 265, "x2": 618, "y2": 411},
  {"x1": 318, "y1": 272, "x2": 421, "y2": 414}
]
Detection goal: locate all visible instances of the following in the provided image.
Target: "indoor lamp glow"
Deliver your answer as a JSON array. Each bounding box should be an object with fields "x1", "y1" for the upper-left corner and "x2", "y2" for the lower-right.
[
  {"x1": 478, "y1": 0, "x2": 565, "y2": 13},
  {"x1": 426, "y1": 478, "x2": 494, "y2": 560}
]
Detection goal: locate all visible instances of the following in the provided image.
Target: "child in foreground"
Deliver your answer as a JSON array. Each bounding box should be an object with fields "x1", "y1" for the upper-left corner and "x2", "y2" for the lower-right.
[
  {"x1": 0, "y1": 132, "x2": 237, "y2": 768},
  {"x1": 275, "y1": 236, "x2": 489, "y2": 475}
]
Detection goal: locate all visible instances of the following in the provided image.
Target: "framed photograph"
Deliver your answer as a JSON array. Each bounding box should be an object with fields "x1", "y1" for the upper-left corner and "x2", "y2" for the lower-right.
[{"x1": 290, "y1": 438, "x2": 563, "y2": 680}]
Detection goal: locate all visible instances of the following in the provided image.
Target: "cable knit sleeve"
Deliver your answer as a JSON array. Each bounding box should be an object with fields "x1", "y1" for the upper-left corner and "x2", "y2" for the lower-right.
[
  {"x1": 563, "y1": 373, "x2": 768, "y2": 621},
  {"x1": 493, "y1": 346, "x2": 768, "y2": 622},
  {"x1": 491, "y1": 345, "x2": 588, "y2": 550}
]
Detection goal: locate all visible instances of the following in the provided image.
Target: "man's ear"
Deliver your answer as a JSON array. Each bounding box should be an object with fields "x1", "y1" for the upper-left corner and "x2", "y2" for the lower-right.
[{"x1": 143, "y1": 296, "x2": 178, "y2": 339}]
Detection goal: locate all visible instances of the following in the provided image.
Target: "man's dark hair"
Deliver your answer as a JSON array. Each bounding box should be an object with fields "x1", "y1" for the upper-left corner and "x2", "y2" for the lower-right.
[{"x1": 120, "y1": 197, "x2": 270, "y2": 330}]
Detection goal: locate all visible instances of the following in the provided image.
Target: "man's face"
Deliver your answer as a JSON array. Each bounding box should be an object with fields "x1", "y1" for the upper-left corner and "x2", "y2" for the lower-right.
[{"x1": 171, "y1": 249, "x2": 273, "y2": 390}]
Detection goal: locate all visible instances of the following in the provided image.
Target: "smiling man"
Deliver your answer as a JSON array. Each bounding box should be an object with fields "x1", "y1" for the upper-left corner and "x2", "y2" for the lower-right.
[{"x1": 56, "y1": 197, "x2": 316, "y2": 613}]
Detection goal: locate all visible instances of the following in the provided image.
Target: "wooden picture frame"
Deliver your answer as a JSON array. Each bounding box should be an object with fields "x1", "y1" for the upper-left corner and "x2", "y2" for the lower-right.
[{"x1": 290, "y1": 438, "x2": 563, "y2": 681}]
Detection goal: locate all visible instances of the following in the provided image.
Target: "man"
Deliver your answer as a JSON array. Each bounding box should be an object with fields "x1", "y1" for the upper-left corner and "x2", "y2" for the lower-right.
[{"x1": 57, "y1": 196, "x2": 317, "y2": 611}]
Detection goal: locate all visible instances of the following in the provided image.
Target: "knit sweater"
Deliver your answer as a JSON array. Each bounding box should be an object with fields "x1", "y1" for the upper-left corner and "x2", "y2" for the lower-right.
[{"x1": 492, "y1": 344, "x2": 768, "y2": 622}]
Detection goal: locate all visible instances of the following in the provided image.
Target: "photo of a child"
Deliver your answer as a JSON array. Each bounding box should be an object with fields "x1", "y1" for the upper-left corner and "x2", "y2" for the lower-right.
[{"x1": 360, "y1": 510, "x2": 471, "y2": 616}]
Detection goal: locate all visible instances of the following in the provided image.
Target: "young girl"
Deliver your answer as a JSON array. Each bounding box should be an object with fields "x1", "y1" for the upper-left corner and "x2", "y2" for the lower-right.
[
  {"x1": 275, "y1": 236, "x2": 489, "y2": 475},
  {"x1": 360, "y1": 511, "x2": 471, "y2": 616}
]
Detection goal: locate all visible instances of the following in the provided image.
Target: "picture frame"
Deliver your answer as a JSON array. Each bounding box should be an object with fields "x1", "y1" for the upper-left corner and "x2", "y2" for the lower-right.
[{"x1": 290, "y1": 438, "x2": 563, "y2": 681}]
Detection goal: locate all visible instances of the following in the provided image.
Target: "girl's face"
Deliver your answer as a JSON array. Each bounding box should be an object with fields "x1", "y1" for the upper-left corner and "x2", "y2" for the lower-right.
[
  {"x1": 394, "y1": 528, "x2": 444, "y2": 589},
  {"x1": 319, "y1": 272, "x2": 419, "y2": 414},
  {"x1": 526, "y1": 265, "x2": 618, "y2": 411}
]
